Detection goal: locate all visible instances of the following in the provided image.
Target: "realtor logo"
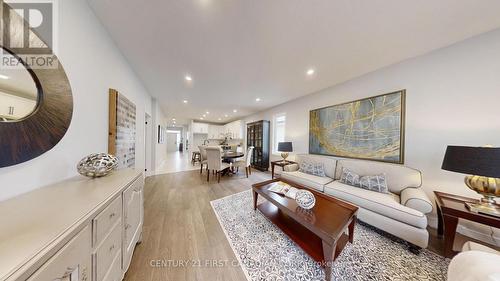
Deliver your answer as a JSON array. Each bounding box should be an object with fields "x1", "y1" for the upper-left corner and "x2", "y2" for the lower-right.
[{"x1": 1, "y1": 0, "x2": 58, "y2": 68}]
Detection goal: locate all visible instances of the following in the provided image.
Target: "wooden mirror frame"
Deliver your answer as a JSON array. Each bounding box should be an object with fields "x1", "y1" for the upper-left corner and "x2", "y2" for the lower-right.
[{"x1": 0, "y1": 2, "x2": 73, "y2": 168}]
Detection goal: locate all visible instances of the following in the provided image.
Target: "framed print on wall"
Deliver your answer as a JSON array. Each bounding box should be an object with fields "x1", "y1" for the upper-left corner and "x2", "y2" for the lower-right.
[
  {"x1": 108, "y1": 88, "x2": 136, "y2": 169},
  {"x1": 309, "y1": 90, "x2": 406, "y2": 164}
]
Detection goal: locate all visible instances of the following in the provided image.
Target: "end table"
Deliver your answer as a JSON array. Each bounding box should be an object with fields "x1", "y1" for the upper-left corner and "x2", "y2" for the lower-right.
[
  {"x1": 434, "y1": 191, "x2": 500, "y2": 258},
  {"x1": 271, "y1": 160, "x2": 297, "y2": 179}
]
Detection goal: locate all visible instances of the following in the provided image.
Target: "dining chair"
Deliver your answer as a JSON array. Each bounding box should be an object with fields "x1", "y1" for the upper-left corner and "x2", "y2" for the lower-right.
[
  {"x1": 205, "y1": 146, "x2": 232, "y2": 183},
  {"x1": 198, "y1": 145, "x2": 208, "y2": 174},
  {"x1": 233, "y1": 146, "x2": 254, "y2": 178}
]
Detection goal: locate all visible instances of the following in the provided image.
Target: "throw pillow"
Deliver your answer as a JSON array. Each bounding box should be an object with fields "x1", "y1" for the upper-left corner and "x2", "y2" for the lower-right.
[
  {"x1": 339, "y1": 168, "x2": 360, "y2": 187},
  {"x1": 299, "y1": 161, "x2": 326, "y2": 177},
  {"x1": 359, "y1": 174, "x2": 389, "y2": 193}
]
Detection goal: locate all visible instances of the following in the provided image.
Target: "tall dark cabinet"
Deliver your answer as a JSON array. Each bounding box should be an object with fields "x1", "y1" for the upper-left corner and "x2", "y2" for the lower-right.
[{"x1": 247, "y1": 120, "x2": 270, "y2": 171}]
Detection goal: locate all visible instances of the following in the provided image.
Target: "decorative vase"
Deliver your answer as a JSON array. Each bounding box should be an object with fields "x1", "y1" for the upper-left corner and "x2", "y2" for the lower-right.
[
  {"x1": 295, "y1": 190, "x2": 316, "y2": 209},
  {"x1": 77, "y1": 153, "x2": 118, "y2": 178}
]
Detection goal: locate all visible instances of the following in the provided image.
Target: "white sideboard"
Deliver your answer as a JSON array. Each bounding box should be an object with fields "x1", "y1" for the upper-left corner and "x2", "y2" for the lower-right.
[{"x1": 0, "y1": 169, "x2": 144, "y2": 281}]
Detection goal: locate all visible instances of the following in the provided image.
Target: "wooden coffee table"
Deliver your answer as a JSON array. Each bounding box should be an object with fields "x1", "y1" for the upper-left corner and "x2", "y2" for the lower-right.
[{"x1": 252, "y1": 179, "x2": 358, "y2": 280}]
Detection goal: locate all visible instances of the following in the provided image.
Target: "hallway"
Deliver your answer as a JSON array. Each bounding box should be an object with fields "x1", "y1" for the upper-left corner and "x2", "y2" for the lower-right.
[{"x1": 154, "y1": 151, "x2": 200, "y2": 175}]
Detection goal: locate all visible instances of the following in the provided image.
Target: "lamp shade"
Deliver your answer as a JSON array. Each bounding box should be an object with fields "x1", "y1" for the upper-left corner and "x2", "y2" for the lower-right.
[
  {"x1": 277, "y1": 142, "x2": 293, "y2": 152},
  {"x1": 441, "y1": 146, "x2": 500, "y2": 178}
]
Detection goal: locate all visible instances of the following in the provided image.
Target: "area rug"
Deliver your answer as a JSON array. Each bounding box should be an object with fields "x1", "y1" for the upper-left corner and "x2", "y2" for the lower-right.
[{"x1": 210, "y1": 190, "x2": 450, "y2": 281}]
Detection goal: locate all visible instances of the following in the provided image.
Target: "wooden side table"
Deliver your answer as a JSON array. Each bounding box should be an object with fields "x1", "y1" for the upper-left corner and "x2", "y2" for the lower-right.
[
  {"x1": 271, "y1": 160, "x2": 297, "y2": 179},
  {"x1": 434, "y1": 191, "x2": 500, "y2": 258}
]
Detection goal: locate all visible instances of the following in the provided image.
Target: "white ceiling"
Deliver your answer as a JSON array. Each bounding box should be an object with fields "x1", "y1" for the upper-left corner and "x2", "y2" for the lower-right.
[{"x1": 88, "y1": 0, "x2": 500, "y2": 126}]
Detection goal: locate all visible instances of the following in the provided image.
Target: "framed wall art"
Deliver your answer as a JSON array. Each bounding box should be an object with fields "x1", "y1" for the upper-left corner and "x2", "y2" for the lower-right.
[
  {"x1": 108, "y1": 88, "x2": 136, "y2": 169},
  {"x1": 309, "y1": 90, "x2": 406, "y2": 164}
]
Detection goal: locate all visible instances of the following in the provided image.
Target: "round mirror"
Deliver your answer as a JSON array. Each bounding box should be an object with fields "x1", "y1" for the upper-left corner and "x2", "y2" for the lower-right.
[{"x1": 0, "y1": 51, "x2": 39, "y2": 122}]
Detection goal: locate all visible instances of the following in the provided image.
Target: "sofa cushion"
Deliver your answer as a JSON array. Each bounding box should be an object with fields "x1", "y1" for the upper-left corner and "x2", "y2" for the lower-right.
[
  {"x1": 281, "y1": 171, "x2": 333, "y2": 192},
  {"x1": 359, "y1": 174, "x2": 389, "y2": 194},
  {"x1": 335, "y1": 159, "x2": 422, "y2": 194},
  {"x1": 339, "y1": 167, "x2": 360, "y2": 186},
  {"x1": 295, "y1": 154, "x2": 337, "y2": 179},
  {"x1": 324, "y1": 181, "x2": 427, "y2": 229},
  {"x1": 299, "y1": 160, "x2": 326, "y2": 177}
]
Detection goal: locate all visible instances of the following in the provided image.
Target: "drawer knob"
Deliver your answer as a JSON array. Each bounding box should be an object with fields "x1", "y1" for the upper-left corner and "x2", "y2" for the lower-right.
[
  {"x1": 109, "y1": 244, "x2": 115, "y2": 252},
  {"x1": 109, "y1": 212, "x2": 116, "y2": 219},
  {"x1": 125, "y1": 223, "x2": 131, "y2": 230}
]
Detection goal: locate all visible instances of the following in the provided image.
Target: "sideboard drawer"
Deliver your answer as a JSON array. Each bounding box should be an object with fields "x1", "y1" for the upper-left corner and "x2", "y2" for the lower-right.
[
  {"x1": 93, "y1": 195, "x2": 122, "y2": 247},
  {"x1": 102, "y1": 250, "x2": 122, "y2": 281},
  {"x1": 27, "y1": 225, "x2": 92, "y2": 281},
  {"x1": 94, "y1": 221, "x2": 122, "y2": 281}
]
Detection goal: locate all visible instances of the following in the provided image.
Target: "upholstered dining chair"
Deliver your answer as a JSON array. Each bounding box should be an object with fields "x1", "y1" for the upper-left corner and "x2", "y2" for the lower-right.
[
  {"x1": 198, "y1": 145, "x2": 208, "y2": 174},
  {"x1": 205, "y1": 146, "x2": 232, "y2": 183},
  {"x1": 233, "y1": 146, "x2": 254, "y2": 178}
]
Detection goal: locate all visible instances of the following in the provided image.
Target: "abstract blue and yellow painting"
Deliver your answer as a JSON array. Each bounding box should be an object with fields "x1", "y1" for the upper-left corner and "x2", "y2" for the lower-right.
[{"x1": 309, "y1": 90, "x2": 405, "y2": 163}]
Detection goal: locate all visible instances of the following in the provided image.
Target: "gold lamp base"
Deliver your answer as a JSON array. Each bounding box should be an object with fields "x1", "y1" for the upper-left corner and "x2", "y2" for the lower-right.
[
  {"x1": 281, "y1": 152, "x2": 289, "y2": 164},
  {"x1": 465, "y1": 175, "x2": 500, "y2": 218}
]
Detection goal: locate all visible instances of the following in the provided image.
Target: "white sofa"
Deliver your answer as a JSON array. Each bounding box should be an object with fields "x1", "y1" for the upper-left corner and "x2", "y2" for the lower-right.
[
  {"x1": 448, "y1": 242, "x2": 500, "y2": 280},
  {"x1": 281, "y1": 154, "x2": 433, "y2": 249}
]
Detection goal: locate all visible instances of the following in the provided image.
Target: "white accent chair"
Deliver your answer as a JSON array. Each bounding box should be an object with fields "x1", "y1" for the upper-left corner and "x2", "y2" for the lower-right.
[
  {"x1": 205, "y1": 146, "x2": 231, "y2": 183},
  {"x1": 198, "y1": 145, "x2": 208, "y2": 174},
  {"x1": 281, "y1": 154, "x2": 433, "y2": 249},
  {"x1": 233, "y1": 146, "x2": 254, "y2": 177},
  {"x1": 448, "y1": 242, "x2": 500, "y2": 281}
]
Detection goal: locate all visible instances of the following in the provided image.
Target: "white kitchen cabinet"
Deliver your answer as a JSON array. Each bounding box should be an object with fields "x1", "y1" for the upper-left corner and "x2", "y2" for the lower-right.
[
  {"x1": 208, "y1": 124, "x2": 221, "y2": 139},
  {"x1": 224, "y1": 120, "x2": 243, "y2": 139},
  {"x1": 193, "y1": 122, "x2": 209, "y2": 134}
]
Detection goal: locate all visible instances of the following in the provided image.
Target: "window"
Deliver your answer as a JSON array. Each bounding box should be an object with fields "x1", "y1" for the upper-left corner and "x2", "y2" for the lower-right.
[{"x1": 273, "y1": 113, "x2": 286, "y2": 153}]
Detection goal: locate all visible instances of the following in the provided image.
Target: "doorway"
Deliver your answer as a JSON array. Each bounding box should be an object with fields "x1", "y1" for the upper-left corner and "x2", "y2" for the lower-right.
[
  {"x1": 144, "y1": 113, "x2": 152, "y2": 174},
  {"x1": 166, "y1": 130, "x2": 180, "y2": 153}
]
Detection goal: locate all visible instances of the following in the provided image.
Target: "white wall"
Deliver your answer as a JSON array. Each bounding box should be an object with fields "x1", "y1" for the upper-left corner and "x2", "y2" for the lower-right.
[
  {"x1": 151, "y1": 99, "x2": 168, "y2": 172},
  {"x1": 0, "y1": 0, "x2": 155, "y2": 201},
  {"x1": 245, "y1": 29, "x2": 500, "y2": 245}
]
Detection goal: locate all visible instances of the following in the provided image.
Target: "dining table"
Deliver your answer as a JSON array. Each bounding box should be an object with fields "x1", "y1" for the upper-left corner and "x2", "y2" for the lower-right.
[
  {"x1": 221, "y1": 151, "x2": 245, "y2": 175},
  {"x1": 222, "y1": 151, "x2": 244, "y2": 161}
]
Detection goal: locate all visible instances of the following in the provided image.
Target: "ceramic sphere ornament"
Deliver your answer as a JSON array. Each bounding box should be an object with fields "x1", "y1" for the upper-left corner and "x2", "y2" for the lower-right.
[
  {"x1": 295, "y1": 190, "x2": 316, "y2": 209},
  {"x1": 77, "y1": 153, "x2": 118, "y2": 178}
]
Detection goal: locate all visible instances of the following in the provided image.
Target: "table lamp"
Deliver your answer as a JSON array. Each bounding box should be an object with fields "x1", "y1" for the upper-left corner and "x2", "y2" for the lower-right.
[
  {"x1": 277, "y1": 142, "x2": 293, "y2": 164},
  {"x1": 441, "y1": 145, "x2": 500, "y2": 217}
]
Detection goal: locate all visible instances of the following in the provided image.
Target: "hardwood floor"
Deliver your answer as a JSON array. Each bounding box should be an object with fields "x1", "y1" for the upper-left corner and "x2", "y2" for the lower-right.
[
  {"x1": 124, "y1": 169, "x2": 269, "y2": 281},
  {"x1": 125, "y1": 168, "x2": 483, "y2": 281}
]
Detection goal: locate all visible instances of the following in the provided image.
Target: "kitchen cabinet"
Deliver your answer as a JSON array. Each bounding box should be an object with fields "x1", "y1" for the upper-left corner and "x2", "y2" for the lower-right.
[
  {"x1": 208, "y1": 124, "x2": 224, "y2": 139},
  {"x1": 223, "y1": 120, "x2": 243, "y2": 139},
  {"x1": 192, "y1": 122, "x2": 209, "y2": 134}
]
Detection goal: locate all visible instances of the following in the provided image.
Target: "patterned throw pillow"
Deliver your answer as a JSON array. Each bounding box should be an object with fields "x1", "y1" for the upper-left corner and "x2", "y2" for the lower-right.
[
  {"x1": 359, "y1": 174, "x2": 389, "y2": 193},
  {"x1": 299, "y1": 161, "x2": 326, "y2": 177},
  {"x1": 339, "y1": 168, "x2": 360, "y2": 186}
]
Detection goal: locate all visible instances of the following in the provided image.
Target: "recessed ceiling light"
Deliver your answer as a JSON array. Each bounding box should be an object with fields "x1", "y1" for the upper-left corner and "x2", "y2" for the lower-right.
[
  {"x1": 224, "y1": 114, "x2": 228, "y2": 117},
  {"x1": 202, "y1": 114, "x2": 206, "y2": 117},
  {"x1": 206, "y1": 111, "x2": 210, "y2": 114},
  {"x1": 255, "y1": 98, "x2": 261, "y2": 102},
  {"x1": 172, "y1": 118, "x2": 176, "y2": 121},
  {"x1": 185, "y1": 75, "x2": 192, "y2": 81},
  {"x1": 233, "y1": 109, "x2": 237, "y2": 113},
  {"x1": 200, "y1": 117, "x2": 204, "y2": 120},
  {"x1": 307, "y1": 68, "x2": 315, "y2": 76},
  {"x1": 0, "y1": 74, "x2": 9, "y2": 80},
  {"x1": 218, "y1": 118, "x2": 222, "y2": 121},
  {"x1": 183, "y1": 100, "x2": 188, "y2": 104}
]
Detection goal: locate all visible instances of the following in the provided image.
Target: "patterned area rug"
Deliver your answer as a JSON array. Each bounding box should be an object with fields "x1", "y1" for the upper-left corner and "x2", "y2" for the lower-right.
[{"x1": 210, "y1": 190, "x2": 449, "y2": 281}]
